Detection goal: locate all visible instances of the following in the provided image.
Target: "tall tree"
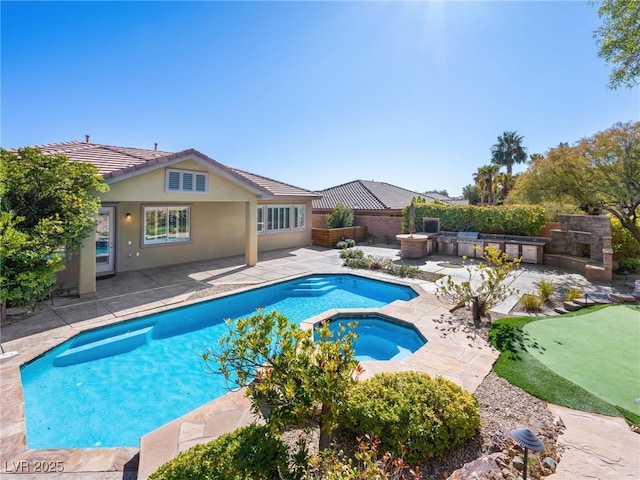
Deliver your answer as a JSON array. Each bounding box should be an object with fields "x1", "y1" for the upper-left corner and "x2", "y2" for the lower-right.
[
  {"x1": 591, "y1": 0, "x2": 640, "y2": 89},
  {"x1": 462, "y1": 184, "x2": 481, "y2": 205},
  {"x1": 508, "y1": 122, "x2": 640, "y2": 244},
  {"x1": 474, "y1": 164, "x2": 500, "y2": 205},
  {"x1": 491, "y1": 131, "x2": 528, "y2": 175},
  {"x1": 496, "y1": 172, "x2": 516, "y2": 203},
  {"x1": 0, "y1": 148, "x2": 108, "y2": 318}
]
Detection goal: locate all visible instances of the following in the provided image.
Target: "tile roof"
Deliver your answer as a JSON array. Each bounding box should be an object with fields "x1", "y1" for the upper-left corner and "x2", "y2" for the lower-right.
[
  {"x1": 23, "y1": 141, "x2": 173, "y2": 177},
  {"x1": 229, "y1": 168, "x2": 321, "y2": 198},
  {"x1": 313, "y1": 180, "x2": 465, "y2": 210},
  {"x1": 313, "y1": 180, "x2": 424, "y2": 210},
  {"x1": 15, "y1": 141, "x2": 319, "y2": 199}
]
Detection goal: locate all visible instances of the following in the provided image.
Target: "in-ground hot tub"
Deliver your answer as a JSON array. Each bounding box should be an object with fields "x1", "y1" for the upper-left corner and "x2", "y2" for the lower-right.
[{"x1": 319, "y1": 312, "x2": 427, "y2": 361}]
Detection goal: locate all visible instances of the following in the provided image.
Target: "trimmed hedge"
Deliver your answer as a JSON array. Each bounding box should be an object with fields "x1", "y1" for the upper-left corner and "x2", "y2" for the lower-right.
[
  {"x1": 338, "y1": 371, "x2": 481, "y2": 465},
  {"x1": 149, "y1": 424, "x2": 289, "y2": 480},
  {"x1": 403, "y1": 202, "x2": 547, "y2": 237}
]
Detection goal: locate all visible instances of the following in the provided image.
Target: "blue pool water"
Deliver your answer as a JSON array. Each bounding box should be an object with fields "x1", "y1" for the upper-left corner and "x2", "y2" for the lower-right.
[
  {"x1": 324, "y1": 314, "x2": 426, "y2": 361},
  {"x1": 21, "y1": 274, "x2": 416, "y2": 449}
]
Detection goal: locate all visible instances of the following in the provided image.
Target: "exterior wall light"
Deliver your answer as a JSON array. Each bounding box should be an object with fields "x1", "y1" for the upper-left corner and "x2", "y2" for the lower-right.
[{"x1": 125, "y1": 213, "x2": 132, "y2": 220}]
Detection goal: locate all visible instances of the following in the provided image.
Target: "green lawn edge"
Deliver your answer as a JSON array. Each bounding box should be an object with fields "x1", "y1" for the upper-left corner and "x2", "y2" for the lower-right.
[{"x1": 488, "y1": 306, "x2": 640, "y2": 425}]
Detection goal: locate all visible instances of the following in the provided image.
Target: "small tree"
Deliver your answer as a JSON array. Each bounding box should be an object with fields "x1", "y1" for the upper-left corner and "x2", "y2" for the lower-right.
[
  {"x1": 436, "y1": 246, "x2": 521, "y2": 327},
  {"x1": 0, "y1": 147, "x2": 108, "y2": 319},
  {"x1": 326, "y1": 202, "x2": 354, "y2": 228},
  {"x1": 201, "y1": 309, "x2": 360, "y2": 452}
]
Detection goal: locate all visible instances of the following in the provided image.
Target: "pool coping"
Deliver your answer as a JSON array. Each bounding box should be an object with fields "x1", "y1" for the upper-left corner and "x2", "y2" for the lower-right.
[{"x1": 4, "y1": 270, "x2": 476, "y2": 477}]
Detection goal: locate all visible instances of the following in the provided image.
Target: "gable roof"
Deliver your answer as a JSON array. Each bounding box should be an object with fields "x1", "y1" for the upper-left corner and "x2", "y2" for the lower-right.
[
  {"x1": 16, "y1": 141, "x2": 319, "y2": 199},
  {"x1": 313, "y1": 180, "x2": 423, "y2": 210},
  {"x1": 313, "y1": 180, "x2": 466, "y2": 210}
]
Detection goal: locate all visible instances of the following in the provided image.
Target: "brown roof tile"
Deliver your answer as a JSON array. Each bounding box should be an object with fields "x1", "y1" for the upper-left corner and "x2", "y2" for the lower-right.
[
  {"x1": 13, "y1": 141, "x2": 319, "y2": 199},
  {"x1": 313, "y1": 180, "x2": 466, "y2": 210},
  {"x1": 313, "y1": 180, "x2": 421, "y2": 210},
  {"x1": 229, "y1": 167, "x2": 321, "y2": 198}
]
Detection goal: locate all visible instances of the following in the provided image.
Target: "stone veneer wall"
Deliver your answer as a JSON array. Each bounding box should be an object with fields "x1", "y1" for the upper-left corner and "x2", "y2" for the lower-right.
[{"x1": 545, "y1": 214, "x2": 613, "y2": 281}]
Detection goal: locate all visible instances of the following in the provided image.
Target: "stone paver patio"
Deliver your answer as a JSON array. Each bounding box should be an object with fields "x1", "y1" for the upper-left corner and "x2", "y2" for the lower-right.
[{"x1": 1, "y1": 245, "x2": 637, "y2": 480}]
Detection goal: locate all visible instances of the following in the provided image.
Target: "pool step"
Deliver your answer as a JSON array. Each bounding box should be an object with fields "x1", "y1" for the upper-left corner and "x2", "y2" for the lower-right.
[
  {"x1": 287, "y1": 278, "x2": 337, "y2": 296},
  {"x1": 288, "y1": 285, "x2": 337, "y2": 296},
  {"x1": 53, "y1": 326, "x2": 153, "y2": 367}
]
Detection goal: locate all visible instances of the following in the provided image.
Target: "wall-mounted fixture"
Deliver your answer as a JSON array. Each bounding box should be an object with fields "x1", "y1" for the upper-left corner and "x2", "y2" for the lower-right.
[{"x1": 125, "y1": 213, "x2": 132, "y2": 220}]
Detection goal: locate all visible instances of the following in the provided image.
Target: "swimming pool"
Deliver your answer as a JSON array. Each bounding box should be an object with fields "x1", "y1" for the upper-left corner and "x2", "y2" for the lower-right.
[
  {"x1": 21, "y1": 274, "x2": 417, "y2": 449},
  {"x1": 323, "y1": 313, "x2": 426, "y2": 361}
]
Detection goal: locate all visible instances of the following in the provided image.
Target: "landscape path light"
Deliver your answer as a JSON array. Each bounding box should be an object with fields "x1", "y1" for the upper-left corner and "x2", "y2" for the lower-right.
[{"x1": 511, "y1": 427, "x2": 544, "y2": 480}]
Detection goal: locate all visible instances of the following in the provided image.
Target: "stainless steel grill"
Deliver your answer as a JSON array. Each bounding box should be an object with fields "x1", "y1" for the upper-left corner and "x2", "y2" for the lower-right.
[{"x1": 457, "y1": 232, "x2": 484, "y2": 257}]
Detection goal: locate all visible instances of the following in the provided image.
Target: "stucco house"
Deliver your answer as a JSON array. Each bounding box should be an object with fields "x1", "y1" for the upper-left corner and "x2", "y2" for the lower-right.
[
  {"x1": 312, "y1": 180, "x2": 466, "y2": 242},
  {"x1": 23, "y1": 139, "x2": 320, "y2": 296}
]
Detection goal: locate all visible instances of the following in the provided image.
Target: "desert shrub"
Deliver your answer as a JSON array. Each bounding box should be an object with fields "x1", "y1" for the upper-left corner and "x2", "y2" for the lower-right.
[
  {"x1": 340, "y1": 248, "x2": 365, "y2": 260},
  {"x1": 345, "y1": 238, "x2": 356, "y2": 247},
  {"x1": 336, "y1": 240, "x2": 348, "y2": 249},
  {"x1": 327, "y1": 203, "x2": 354, "y2": 228},
  {"x1": 306, "y1": 435, "x2": 419, "y2": 479},
  {"x1": 338, "y1": 372, "x2": 481, "y2": 465},
  {"x1": 521, "y1": 294, "x2": 543, "y2": 312},
  {"x1": 617, "y1": 257, "x2": 640, "y2": 274},
  {"x1": 341, "y1": 248, "x2": 370, "y2": 269},
  {"x1": 535, "y1": 279, "x2": 556, "y2": 303},
  {"x1": 565, "y1": 286, "x2": 583, "y2": 302},
  {"x1": 384, "y1": 263, "x2": 421, "y2": 279},
  {"x1": 367, "y1": 255, "x2": 393, "y2": 270},
  {"x1": 340, "y1": 249, "x2": 422, "y2": 279},
  {"x1": 149, "y1": 424, "x2": 289, "y2": 480}
]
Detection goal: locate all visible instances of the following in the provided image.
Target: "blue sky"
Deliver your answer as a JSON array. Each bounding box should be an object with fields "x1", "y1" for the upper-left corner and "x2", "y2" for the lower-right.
[{"x1": 2, "y1": 1, "x2": 638, "y2": 196}]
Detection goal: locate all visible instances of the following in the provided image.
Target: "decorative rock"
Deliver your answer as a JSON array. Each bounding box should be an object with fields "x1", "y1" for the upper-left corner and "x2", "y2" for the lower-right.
[
  {"x1": 542, "y1": 456, "x2": 557, "y2": 470},
  {"x1": 562, "y1": 301, "x2": 583, "y2": 311},
  {"x1": 511, "y1": 455, "x2": 525, "y2": 472},
  {"x1": 488, "y1": 430, "x2": 511, "y2": 452},
  {"x1": 445, "y1": 456, "x2": 503, "y2": 480},
  {"x1": 488, "y1": 451, "x2": 509, "y2": 468},
  {"x1": 609, "y1": 292, "x2": 637, "y2": 303}
]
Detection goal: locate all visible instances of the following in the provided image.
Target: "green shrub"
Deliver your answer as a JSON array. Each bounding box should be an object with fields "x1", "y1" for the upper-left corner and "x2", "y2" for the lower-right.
[
  {"x1": 403, "y1": 202, "x2": 546, "y2": 236},
  {"x1": 535, "y1": 279, "x2": 556, "y2": 303},
  {"x1": 617, "y1": 257, "x2": 640, "y2": 274},
  {"x1": 336, "y1": 240, "x2": 348, "y2": 249},
  {"x1": 611, "y1": 216, "x2": 640, "y2": 258},
  {"x1": 149, "y1": 424, "x2": 290, "y2": 480},
  {"x1": 338, "y1": 372, "x2": 481, "y2": 465},
  {"x1": 565, "y1": 286, "x2": 583, "y2": 302},
  {"x1": 326, "y1": 203, "x2": 354, "y2": 228},
  {"x1": 521, "y1": 294, "x2": 543, "y2": 312}
]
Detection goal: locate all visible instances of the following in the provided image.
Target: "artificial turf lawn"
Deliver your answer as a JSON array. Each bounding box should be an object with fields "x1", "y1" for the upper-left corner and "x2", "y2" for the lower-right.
[{"x1": 489, "y1": 304, "x2": 640, "y2": 424}]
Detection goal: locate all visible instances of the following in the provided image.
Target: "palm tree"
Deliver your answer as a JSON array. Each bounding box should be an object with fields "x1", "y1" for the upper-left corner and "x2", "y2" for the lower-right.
[
  {"x1": 473, "y1": 165, "x2": 500, "y2": 205},
  {"x1": 496, "y1": 172, "x2": 515, "y2": 203},
  {"x1": 491, "y1": 131, "x2": 528, "y2": 175},
  {"x1": 529, "y1": 153, "x2": 544, "y2": 164}
]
